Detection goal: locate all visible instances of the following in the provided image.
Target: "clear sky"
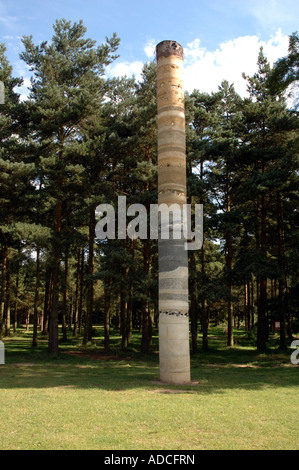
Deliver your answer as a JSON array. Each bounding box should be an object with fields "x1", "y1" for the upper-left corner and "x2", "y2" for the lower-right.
[{"x1": 0, "y1": 0, "x2": 298, "y2": 98}]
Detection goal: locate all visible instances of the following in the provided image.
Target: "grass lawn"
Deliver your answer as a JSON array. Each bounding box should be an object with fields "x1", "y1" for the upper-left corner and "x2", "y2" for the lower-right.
[{"x1": 0, "y1": 325, "x2": 298, "y2": 450}]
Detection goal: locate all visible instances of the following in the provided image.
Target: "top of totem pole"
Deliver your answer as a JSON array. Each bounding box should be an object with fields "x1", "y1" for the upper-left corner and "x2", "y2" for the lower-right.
[{"x1": 156, "y1": 40, "x2": 183, "y2": 61}]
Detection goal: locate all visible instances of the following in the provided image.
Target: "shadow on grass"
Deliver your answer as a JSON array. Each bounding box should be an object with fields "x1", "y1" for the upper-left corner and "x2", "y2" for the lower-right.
[{"x1": 1, "y1": 330, "x2": 298, "y2": 394}]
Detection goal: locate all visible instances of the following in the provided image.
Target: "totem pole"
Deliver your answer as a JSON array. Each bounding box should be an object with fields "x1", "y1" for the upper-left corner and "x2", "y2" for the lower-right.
[{"x1": 156, "y1": 40, "x2": 191, "y2": 384}]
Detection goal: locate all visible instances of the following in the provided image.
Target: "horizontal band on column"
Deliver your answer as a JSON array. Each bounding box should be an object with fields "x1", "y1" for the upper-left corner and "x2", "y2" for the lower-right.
[
  {"x1": 158, "y1": 163, "x2": 185, "y2": 169},
  {"x1": 158, "y1": 105, "x2": 184, "y2": 114},
  {"x1": 158, "y1": 108, "x2": 185, "y2": 117},
  {"x1": 159, "y1": 310, "x2": 189, "y2": 317},
  {"x1": 158, "y1": 189, "x2": 185, "y2": 195},
  {"x1": 158, "y1": 147, "x2": 186, "y2": 159}
]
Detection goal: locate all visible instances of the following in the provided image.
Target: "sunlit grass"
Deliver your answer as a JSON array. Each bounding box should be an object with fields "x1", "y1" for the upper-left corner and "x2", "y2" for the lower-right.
[{"x1": 0, "y1": 325, "x2": 298, "y2": 450}]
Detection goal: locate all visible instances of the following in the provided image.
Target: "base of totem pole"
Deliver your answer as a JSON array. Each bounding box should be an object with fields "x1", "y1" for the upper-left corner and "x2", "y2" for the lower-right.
[{"x1": 152, "y1": 378, "x2": 199, "y2": 386}]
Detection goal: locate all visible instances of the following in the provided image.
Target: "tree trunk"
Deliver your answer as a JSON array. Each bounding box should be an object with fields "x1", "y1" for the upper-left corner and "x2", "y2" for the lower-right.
[
  {"x1": 245, "y1": 282, "x2": 251, "y2": 332},
  {"x1": 68, "y1": 297, "x2": 73, "y2": 331},
  {"x1": 73, "y1": 247, "x2": 81, "y2": 338},
  {"x1": 0, "y1": 243, "x2": 8, "y2": 340},
  {"x1": 226, "y1": 188, "x2": 234, "y2": 347},
  {"x1": 247, "y1": 282, "x2": 251, "y2": 331},
  {"x1": 141, "y1": 241, "x2": 152, "y2": 352},
  {"x1": 201, "y1": 245, "x2": 208, "y2": 351},
  {"x1": 4, "y1": 257, "x2": 11, "y2": 337},
  {"x1": 250, "y1": 282, "x2": 254, "y2": 328},
  {"x1": 120, "y1": 273, "x2": 128, "y2": 351},
  {"x1": 61, "y1": 247, "x2": 69, "y2": 341},
  {"x1": 190, "y1": 251, "x2": 198, "y2": 353},
  {"x1": 199, "y1": 160, "x2": 208, "y2": 352},
  {"x1": 276, "y1": 193, "x2": 287, "y2": 349},
  {"x1": 25, "y1": 306, "x2": 30, "y2": 331},
  {"x1": 257, "y1": 189, "x2": 267, "y2": 352},
  {"x1": 49, "y1": 201, "x2": 62, "y2": 357},
  {"x1": 78, "y1": 248, "x2": 84, "y2": 334},
  {"x1": 12, "y1": 245, "x2": 21, "y2": 333},
  {"x1": 127, "y1": 278, "x2": 133, "y2": 342},
  {"x1": 141, "y1": 302, "x2": 152, "y2": 352},
  {"x1": 104, "y1": 282, "x2": 111, "y2": 352},
  {"x1": 42, "y1": 271, "x2": 51, "y2": 336},
  {"x1": 201, "y1": 298, "x2": 208, "y2": 351},
  {"x1": 32, "y1": 247, "x2": 41, "y2": 347},
  {"x1": 49, "y1": 268, "x2": 59, "y2": 356},
  {"x1": 83, "y1": 208, "x2": 95, "y2": 345}
]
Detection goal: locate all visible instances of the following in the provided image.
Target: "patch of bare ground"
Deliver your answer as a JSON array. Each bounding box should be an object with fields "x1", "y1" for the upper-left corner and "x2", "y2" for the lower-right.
[
  {"x1": 203, "y1": 362, "x2": 294, "y2": 368},
  {"x1": 66, "y1": 350, "x2": 131, "y2": 361},
  {"x1": 13, "y1": 363, "x2": 35, "y2": 366},
  {"x1": 149, "y1": 389, "x2": 196, "y2": 394}
]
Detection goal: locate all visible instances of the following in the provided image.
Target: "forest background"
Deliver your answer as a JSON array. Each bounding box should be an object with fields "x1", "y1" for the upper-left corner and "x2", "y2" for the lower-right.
[{"x1": 0, "y1": 20, "x2": 298, "y2": 358}]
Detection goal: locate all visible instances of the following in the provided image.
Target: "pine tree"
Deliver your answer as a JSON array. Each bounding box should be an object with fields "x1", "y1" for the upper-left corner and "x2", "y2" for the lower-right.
[
  {"x1": 267, "y1": 32, "x2": 299, "y2": 103},
  {"x1": 239, "y1": 48, "x2": 299, "y2": 350},
  {"x1": 189, "y1": 82, "x2": 243, "y2": 348},
  {"x1": 0, "y1": 44, "x2": 36, "y2": 339},
  {"x1": 186, "y1": 89, "x2": 220, "y2": 351},
  {"x1": 131, "y1": 62, "x2": 158, "y2": 352},
  {"x1": 20, "y1": 19, "x2": 120, "y2": 356},
  {"x1": 206, "y1": 80, "x2": 243, "y2": 347}
]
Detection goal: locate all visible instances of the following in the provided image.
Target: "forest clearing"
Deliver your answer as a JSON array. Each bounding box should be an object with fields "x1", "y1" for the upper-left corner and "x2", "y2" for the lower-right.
[
  {"x1": 0, "y1": 325, "x2": 298, "y2": 450},
  {"x1": 0, "y1": 8, "x2": 298, "y2": 453}
]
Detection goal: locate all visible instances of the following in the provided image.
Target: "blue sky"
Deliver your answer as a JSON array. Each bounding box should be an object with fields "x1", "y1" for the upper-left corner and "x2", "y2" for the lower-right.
[{"x1": 0, "y1": 0, "x2": 298, "y2": 98}]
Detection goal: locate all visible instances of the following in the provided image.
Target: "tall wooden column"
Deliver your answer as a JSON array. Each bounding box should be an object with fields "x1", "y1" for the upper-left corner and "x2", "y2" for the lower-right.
[{"x1": 156, "y1": 40, "x2": 191, "y2": 384}]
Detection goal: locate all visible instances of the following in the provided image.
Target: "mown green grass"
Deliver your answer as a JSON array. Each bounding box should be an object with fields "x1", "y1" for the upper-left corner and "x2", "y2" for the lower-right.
[{"x1": 0, "y1": 326, "x2": 298, "y2": 450}]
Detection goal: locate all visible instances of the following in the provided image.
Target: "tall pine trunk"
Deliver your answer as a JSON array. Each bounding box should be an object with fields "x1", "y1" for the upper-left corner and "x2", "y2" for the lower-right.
[
  {"x1": 42, "y1": 270, "x2": 51, "y2": 336},
  {"x1": 32, "y1": 247, "x2": 41, "y2": 347},
  {"x1": 0, "y1": 243, "x2": 8, "y2": 340},
  {"x1": 61, "y1": 247, "x2": 69, "y2": 341},
  {"x1": 13, "y1": 244, "x2": 21, "y2": 332},
  {"x1": 277, "y1": 193, "x2": 287, "y2": 349},
  {"x1": 257, "y1": 189, "x2": 267, "y2": 352},
  {"x1": 189, "y1": 251, "x2": 198, "y2": 353},
  {"x1": 104, "y1": 281, "x2": 111, "y2": 352},
  {"x1": 49, "y1": 201, "x2": 62, "y2": 357},
  {"x1": 4, "y1": 258, "x2": 11, "y2": 337},
  {"x1": 199, "y1": 160, "x2": 208, "y2": 351},
  {"x1": 83, "y1": 207, "x2": 95, "y2": 345},
  {"x1": 226, "y1": 189, "x2": 234, "y2": 347},
  {"x1": 73, "y1": 247, "x2": 81, "y2": 338},
  {"x1": 120, "y1": 271, "x2": 128, "y2": 351},
  {"x1": 78, "y1": 248, "x2": 84, "y2": 334},
  {"x1": 25, "y1": 306, "x2": 30, "y2": 331},
  {"x1": 244, "y1": 282, "x2": 251, "y2": 332},
  {"x1": 141, "y1": 241, "x2": 152, "y2": 352}
]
